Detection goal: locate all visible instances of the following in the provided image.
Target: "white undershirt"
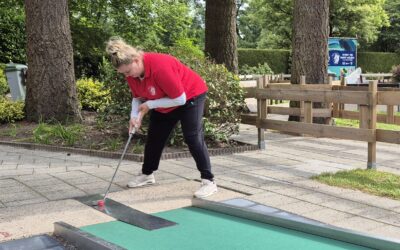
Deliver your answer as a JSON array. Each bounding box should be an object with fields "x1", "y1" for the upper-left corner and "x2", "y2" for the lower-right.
[{"x1": 130, "y1": 92, "x2": 187, "y2": 119}]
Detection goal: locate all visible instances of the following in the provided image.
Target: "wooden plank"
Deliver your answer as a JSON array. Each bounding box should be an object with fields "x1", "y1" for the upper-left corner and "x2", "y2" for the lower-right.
[
  {"x1": 257, "y1": 76, "x2": 267, "y2": 149},
  {"x1": 336, "y1": 111, "x2": 400, "y2": 126},
  {"x1": 244, "y1": 87, "x2": 256, "y2": 98},
  {"x1": 387, "y1": 105, "x2": 395, "y2": 124},
  {"x1": 258, "y1": 119, "x2": 375, "y2": 142},
  {"x1": 241, "y1": 114, "x2": 256, "y2": 125},
  {"x1": 377, "y1": 114, "x2": 400, "y2": 125},
  {"x1": 335, "y1": 86, "x2": 400, "y2": 92},
  {"x1": 377, "y1": 92, "x2": 400, "y2": 105},
  {"x1": 304, "y1": 101, "x2": 313, "y2": 123},
  {"x1": 368, "y1": 81, "x2": 377, "y2": 169},
  {"x1": 268, "y1": 107, "x2": 331, "y2": 117},
  {"x1": 376, "y1": 129, "x2": 400, "y2": 144},
  {"x1": 256, "y1": 89, "x2": 370, "y2": 104},
  {"x1": 267, "y1": 84, "x2": 332, "y2": 90},
  {"x1": 300, "y1": 76, "x2": 306, "y2": 123},
  {"x1": 359, "y1": 105, "x2": 369, "y2": 129},
  {"x1": 339, "y1": 110, "x2": 359, "y2": 120}
]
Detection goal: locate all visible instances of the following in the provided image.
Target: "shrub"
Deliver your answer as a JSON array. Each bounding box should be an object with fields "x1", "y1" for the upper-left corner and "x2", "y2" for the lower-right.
[
  {"x1": 358, "y1": 52, "x2": 400, "y2": 73},
  {"x1": 98, "y1": 58, "x2": 132, "y2": 125},
  {"x1": 239, "y1": 63, "x2": 274, "y2": 75},
  {"x1": 0, "y1": 64, "x2": 9, "y2": 96},
  {"x1": 76, "y1": 78, "x2": 110, "y2": 111},
  {"x1": 392, "y1": 64, "x2": 400, "y2": 82},
  {"x1": 0, "y1": 97, "x2": 24, "y2": 123},
  {"x1": 167, "y1": 39, "x2": 246, "y2": 143},
  {"x1": 98, "y1": 39, "x2": 246, "y2": 145}
]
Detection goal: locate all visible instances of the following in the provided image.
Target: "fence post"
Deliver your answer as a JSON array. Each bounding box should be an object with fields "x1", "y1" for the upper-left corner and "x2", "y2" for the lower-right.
[
  {"x1": 327, "y1": 76, "x2": 333, "y2": 124},
  {"x1": 368, "y1": 80, "x2": 378, "y2": 169},
  {"x1": 339, "y1": 76, "x2": 346, "y2": 113},
  {"x1": 299, "y1": 75, "x2": 306, "y2": 122},
  {"x1": 257, "y1": 76, "x2": 267, "y2": 150},
  {"x1": 387, "y1": 105, "x2": 395, "y2": 124},
  {"x1": 332, "y1": 77, "x2": 340, "y2": 118}
]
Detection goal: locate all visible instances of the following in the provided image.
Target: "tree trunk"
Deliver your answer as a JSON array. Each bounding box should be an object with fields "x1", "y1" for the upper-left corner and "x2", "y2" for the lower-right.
[
  {"x1": 290, "y1": 0, "x2": 329, "y2": 124},
  {"x1": 25, "y1": 0, "x2": 81, "y2": 123},
  {"x1": 205, "y1": 0, "x2": 238, "y2": 74}
]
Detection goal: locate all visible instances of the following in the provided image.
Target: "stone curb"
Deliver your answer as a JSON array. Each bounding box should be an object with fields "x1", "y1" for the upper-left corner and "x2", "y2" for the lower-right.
[{"x1": 0, "y1": 140, "x2": 258, "y2": 162}]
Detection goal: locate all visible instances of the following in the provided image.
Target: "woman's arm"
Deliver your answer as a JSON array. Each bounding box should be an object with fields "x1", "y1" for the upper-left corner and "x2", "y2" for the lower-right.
[{"x1": 145, "y1": 92, "x2": 186, "y2": 109}]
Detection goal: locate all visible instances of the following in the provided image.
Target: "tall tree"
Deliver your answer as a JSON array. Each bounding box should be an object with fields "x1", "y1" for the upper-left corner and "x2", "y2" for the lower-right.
[
  {"x1": 290, "y1": 0, "x2": 329, "y2": 123},
  {"x1": 372, "y1": 0, "x2": 400, "y2": 52},
  {"x1": 25, "y1": 0, "x2": 81, "y2": 122},
  {"x1": 205, "y1": 0, "x2": 238, "y2": 73},
  {"x1": 239, "y1": 0, "x2": 387, "y2": 50}
]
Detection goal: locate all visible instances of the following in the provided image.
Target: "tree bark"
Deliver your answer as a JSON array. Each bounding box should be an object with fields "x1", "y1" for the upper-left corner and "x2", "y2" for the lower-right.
[
  {"x1": 25, "y1": 0, "x2": 81, "y2": 123},
  {"x1": 290, "y1": 0, "x2": 329, "y2": 123},
  {"x1": 205, "y1": 0, "x2": 238, "y2": 74}
]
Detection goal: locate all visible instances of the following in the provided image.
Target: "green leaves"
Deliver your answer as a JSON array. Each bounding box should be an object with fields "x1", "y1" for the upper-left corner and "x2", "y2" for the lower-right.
[
  {"x1": 239, "y1": 0, "x2": 389, "y2": 49},
  {"x1": 0, "y1": 98, "x2": 24, "y2": 123},
  {"x1": 76, "y1": 77, "x2": 110, "y2": 112}
]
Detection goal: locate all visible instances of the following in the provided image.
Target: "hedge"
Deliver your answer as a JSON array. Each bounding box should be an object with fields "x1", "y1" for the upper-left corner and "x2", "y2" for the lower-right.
[
  {"x1": 357, "y1": 52, "x2": 400, "y2": 73},
  {"x1": 238, "y1": 49, "x2": 400, "y2": 74},
  {"x1": 238, "y1": 48, "x2": 290, "y2": 74}
]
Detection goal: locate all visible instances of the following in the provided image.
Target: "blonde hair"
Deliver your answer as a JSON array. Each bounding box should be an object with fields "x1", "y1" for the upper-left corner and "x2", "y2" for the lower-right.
[{"x1": 105, "y1": 37, "x2": 143, "y2": 68}]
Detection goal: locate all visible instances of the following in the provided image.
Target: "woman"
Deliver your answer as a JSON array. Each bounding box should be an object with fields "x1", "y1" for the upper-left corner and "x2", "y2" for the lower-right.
[{"x1": 105, "y1": 37, "x2": 217, "y2": 198}]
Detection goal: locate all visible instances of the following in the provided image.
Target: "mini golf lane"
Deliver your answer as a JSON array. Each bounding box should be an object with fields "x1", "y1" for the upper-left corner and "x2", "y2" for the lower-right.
[{"x1": 80, "y1": 207, "x2": 371, "y2": 250}]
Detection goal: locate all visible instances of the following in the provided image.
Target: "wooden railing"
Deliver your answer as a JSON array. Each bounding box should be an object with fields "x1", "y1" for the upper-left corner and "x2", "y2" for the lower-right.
[{"x1": 241, "y1": 75, "x2": 400, "y2": 169}]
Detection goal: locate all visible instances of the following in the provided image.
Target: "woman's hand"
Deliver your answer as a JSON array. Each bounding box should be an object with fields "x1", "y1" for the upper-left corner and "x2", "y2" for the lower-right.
[{"x1": 129, "y1": 111, "x2": 143, "y2": 134}]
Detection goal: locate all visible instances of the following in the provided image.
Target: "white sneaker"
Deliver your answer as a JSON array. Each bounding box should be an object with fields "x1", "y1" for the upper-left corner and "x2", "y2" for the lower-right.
[
  {"x1": 127, "y1": 173, "x2": 155, "y2": 188},
  {"x1": 194, "y1": 179, "x2": 218, "y2": 198}
]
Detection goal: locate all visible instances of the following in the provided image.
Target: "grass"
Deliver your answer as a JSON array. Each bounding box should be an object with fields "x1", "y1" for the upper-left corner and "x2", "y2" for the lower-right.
[
  {"x1": 102, "y1": 137, "x2": 123, "y2": 151},
  {"x1": 312, "y1": 169, "x2": 400, "y2": 200},
  {"x1": 0, "y1": 124, "x2": 19, "y2": 137},
  {"x1": 131, "y1": 139, "x2": 145, "y2": 154},
  {"x1": 32, "y1": 122, "x2": 85, "y2": 146},
  {"x1": 334, "y1": 118, "x2": 400, "y2": 131}
]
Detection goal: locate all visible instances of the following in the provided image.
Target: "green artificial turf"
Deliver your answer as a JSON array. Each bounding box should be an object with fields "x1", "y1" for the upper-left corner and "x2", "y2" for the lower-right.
[{"x1": 81, "y1": 207, "x2": 371, "y2": 250}]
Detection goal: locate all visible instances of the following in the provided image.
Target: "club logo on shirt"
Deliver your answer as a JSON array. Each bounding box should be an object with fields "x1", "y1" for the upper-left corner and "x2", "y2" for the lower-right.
[{"x1": 148, "y1": 86, "x2": 156, "y2": 96}]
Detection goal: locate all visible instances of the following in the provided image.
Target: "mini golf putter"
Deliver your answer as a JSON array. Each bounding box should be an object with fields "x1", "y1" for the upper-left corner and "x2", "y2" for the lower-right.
[
  {"x1": 76, "y1": 112, "x2": 177, "y2": 230},
  {"x1": 76, "y1": 194, "x2": 177, "y2": 230},
  {"x1": 92, "y1": 112, "x2": 143, "y2": 207}
]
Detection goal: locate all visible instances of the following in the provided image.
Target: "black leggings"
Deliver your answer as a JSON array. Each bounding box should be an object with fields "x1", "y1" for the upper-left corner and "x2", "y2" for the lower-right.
[{"x1": 142, "y1": 93, "x2": 214, "y2": 180}]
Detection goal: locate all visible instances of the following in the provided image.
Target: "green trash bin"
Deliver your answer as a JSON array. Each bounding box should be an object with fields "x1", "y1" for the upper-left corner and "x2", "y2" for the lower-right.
[{"x1": 5, "y1": 63, "x2": 27, "y2": 101}]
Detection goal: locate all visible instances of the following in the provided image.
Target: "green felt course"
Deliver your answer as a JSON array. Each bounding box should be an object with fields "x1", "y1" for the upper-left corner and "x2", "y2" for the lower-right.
[{"x1": 81, "y1": 207, "x2": 371, "y2": 250}]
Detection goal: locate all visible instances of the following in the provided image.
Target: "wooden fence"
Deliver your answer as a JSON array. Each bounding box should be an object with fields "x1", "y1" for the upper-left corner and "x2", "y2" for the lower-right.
[{"x1": 241, "y1": 75, "x2": 400, "y2": 169}]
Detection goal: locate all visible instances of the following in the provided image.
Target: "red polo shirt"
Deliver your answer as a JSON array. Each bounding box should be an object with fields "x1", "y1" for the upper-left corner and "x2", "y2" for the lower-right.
[{"x1": 126, "y1": 53, "x2": 208, "y2": 113}]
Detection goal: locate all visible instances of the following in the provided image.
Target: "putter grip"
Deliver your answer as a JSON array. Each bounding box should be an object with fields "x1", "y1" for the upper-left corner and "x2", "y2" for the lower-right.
[{"x1": 131, "y1": 111, "x2": 142, "y2": 134}]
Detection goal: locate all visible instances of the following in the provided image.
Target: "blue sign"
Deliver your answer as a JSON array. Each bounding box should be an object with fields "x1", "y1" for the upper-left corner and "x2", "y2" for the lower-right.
[
  {"x1": 328, "y1": 51, "x2": 356, "y2": 66},
  {"x1": 328, "y1": 38, "x2": 357, "y2": 79}
]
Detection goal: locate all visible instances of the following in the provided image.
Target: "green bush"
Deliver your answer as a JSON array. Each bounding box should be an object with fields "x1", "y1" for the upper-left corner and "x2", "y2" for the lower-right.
[
  {"x1": 76, "y1": 78, "x2": 110, "y2": 111},
  {"x1": 391, "y1": 64, "x2": 400, "y2": 82},
  {"x1": 0, "y1": 65, "x2": 9, "y2": 96},
  {"x1": 239, "y1": 63, "x2": 274, "y2": 75},
  {"x1": 238, "y1": 48, "x2": 291, "y2": 74},
  {"x1": 358, "y1": 52, "x2": 400, "y2": 73},
  {"x1": 0, "y1": 97, "x2": 24, "y2": 123},
  {"x1": 99, "y1": 39, "x2": 246, "y2": 144}
]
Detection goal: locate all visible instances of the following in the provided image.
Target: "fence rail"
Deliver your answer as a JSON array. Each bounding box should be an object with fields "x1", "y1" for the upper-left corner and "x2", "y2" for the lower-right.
[{"x1": 242, "y1": 75, "x2": 400, "y2": 169}]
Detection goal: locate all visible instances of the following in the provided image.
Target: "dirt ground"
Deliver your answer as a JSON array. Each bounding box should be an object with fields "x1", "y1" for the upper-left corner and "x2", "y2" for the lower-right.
[{"x1": 0, "y1": 111, "x2": 244, "y2": 154}]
